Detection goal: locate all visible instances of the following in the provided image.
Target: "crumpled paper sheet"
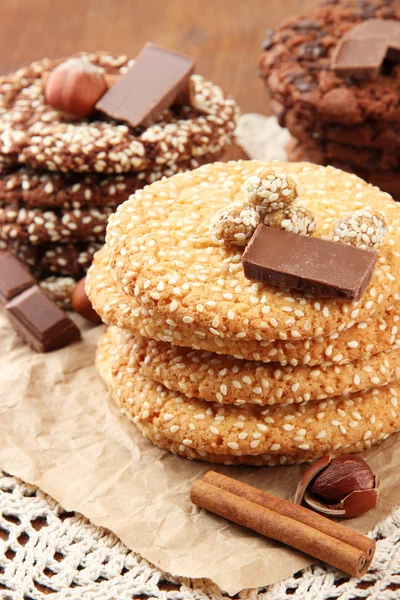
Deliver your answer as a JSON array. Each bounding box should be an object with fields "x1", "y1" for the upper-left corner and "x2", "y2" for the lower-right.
[{"x1": 0, "y1": 115, "x2": 400, "y2": 595}]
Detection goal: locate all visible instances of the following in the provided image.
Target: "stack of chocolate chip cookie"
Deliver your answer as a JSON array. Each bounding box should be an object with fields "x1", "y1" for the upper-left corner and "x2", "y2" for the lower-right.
[
  {"x1": 258, "y1": 0, "x2": 400, "y2": 200},
  {"x1": 0, "y1": 51, "x2": 239, "y2": 306},
  {"x1": 87, "y1": 160, "x2": 400, "y2": 466}
]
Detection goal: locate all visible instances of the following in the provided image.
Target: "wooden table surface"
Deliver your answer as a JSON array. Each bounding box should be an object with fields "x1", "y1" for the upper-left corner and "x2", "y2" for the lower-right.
[{"x1": 1, "y1": 0, "x2": 317, "y2": 115}]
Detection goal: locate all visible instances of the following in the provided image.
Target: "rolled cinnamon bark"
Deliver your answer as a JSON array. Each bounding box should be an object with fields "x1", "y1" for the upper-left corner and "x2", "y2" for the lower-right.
[
  {"x1": 191, "y1": 478, "x2": 373, "y2": 578},
  {"x1": 204, "y1": 471, "x2": 375, "y2": 559}
]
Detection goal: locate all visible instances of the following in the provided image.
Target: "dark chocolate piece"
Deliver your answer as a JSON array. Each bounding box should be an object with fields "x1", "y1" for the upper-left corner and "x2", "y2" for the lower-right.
[
  {"x1": 332, "y1": 18, "x2": 400, "y2": 79},
  {"x1": 349, "y1": 18, "x2": 400, "y2": 39},
  {"x1": 387, "y1": 33, "x2": 400, "y2": 62},
  {"x1": 6, "y1": 285, "x2": 81, "y2": 352},
  {"x1": 96, "y1": 43, "x2": 195, "y2": 128},
  {"x1": 332, "y1": 36, "x2": 387, "y2": 79},
  {"x1": 0, "y1": 252, "x2": 36, "y2": 303},
  {"x1": 242, "y1": 225, "x2": 377, "y2": 301}
]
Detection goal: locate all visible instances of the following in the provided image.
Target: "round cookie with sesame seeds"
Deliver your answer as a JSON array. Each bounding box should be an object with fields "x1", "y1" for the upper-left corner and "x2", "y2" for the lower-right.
[
  {"x1": 105, "y1": 160, "x2": 400, "y2": 343},
  {"x1": 2, "y1": 240, "x2": 101, "y2": 278},
  {"x1": 0, "y1": 53, "x2": 239, "y2": 174},
  {"x1": 96, "y1": 326, "x2": 400, "y2": 464},
  {"x1": 87, "y1": 246, "x2": 400, "y2": 366},
  {"x1": 0, "y1": 154, "x2": 221, "y2": 210},
  {"x1": 0, "y1": 205, "x2": 113, "y2": 245},
  {"x1": 123, "y1": 330, "x2": 400, "y2": 407}
]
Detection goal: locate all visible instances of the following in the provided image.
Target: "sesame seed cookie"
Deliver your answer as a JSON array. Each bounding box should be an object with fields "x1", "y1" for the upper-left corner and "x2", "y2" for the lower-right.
[
  {"x1": 123, "y1": 330, "x2": 400, "y2": 407},
  {"x1": 106, "y1": 160, "x2": 400, "y2": 342},
  {"x1": 97, "y1": 326, "x2": 400, "y2": 464},
  {"x1": 0, "y1": 154, "x2": 222, "y2": 210},
  {"x1": 0, "y1": 205, "x2": 113, "y2": 245},
  {"x1": 96, "y1": 327, "x2": 326, "y2": 466},
  {"x1": 1, "y1": 240, "x2": 101, "y2": 278},
  {"x1": 87, "y1": 246, "x2": 400, "y2": 366},
  {"x1": 0, "y1": 53, "x2": 239, "y2": 174}
]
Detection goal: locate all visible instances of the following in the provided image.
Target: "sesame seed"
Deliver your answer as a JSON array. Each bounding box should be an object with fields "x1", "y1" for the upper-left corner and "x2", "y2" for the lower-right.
[
  {"x1": 347, "y1": 341, "x2": 359, "y2": 349},
  {"x1": 283, "y1": 424, "x2": 294, "y2": 431},
  {"x1": 257, "y1": 424, "x2": 268, "y2": 432},
  {"x1": 227, "y1": 441, "x2": 239, "y2": 450}
]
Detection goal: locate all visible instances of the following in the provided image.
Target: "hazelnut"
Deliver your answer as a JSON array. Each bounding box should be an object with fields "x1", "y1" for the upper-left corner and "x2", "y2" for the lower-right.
[
  {"x1": 72, "y1": 277, "x2": 102, "y2": 324},
  {"x1": 294, "y1": 455, "x2": 380, "y2": 518},
  {"x1": 45, "y1": 58, "x2": 108, "y2": 117}
]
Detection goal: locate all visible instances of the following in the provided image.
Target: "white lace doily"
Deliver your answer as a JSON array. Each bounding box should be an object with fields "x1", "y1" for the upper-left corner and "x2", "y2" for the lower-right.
[{"x1": 0, "y1": 470, "x2": 399, "y2": 599}]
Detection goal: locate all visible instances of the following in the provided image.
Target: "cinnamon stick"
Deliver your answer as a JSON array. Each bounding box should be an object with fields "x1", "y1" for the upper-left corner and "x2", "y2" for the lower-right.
[
  {"x1": 204, "y1": 471, "x2": 375, "y2": 559},
  {"x1": 191, "y1": 475, "x2": 374, "y2": 578}
]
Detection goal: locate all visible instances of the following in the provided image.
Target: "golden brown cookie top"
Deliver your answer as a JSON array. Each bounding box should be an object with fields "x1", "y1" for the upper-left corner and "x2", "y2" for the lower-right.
[{"x1": 106, "y1": 160, "x2": 400, "y2": 342}]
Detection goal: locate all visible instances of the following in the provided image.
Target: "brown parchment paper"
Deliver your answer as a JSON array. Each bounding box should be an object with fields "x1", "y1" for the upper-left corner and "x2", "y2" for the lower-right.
[{"x1": 0, "y1": 311, "x2": 399, "y2": 595}]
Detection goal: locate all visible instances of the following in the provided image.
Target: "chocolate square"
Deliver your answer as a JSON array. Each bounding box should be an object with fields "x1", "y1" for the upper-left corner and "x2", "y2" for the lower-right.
[
  {"x1": 96, "y1": 43, "x2": 195, "y2": 128},
  {"x1": 242, "y1": 225, "x2": 377, "y2": 301},
  {"x1": 0, "y1": 252, "x2": 36, "y2": 304}
]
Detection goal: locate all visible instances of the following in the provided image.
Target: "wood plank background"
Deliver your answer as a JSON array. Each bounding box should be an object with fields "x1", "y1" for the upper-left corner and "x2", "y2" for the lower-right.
[{"x1": 0, "y1": 0, "x2": 317, "y2": 115}]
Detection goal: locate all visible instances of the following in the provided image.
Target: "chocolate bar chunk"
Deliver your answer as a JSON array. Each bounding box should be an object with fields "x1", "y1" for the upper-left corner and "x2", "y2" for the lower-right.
[
  {"x1": 0, "y1": 252, "x2": 36, "y2": 303},
  {"x1": 242, "y1": 225, "x2": 377, "y2": 301},
  {"x1": 96, "y1": 43, "x2": 195, "y2": 128},
  {"x1": 332, "y1": 19, "x2": 400, "y2": 79},
  {"x1": 6, "y1": 285, "x2": 81, "y2": 352},
  {"x1": 387, "y1": 33, "x2": 400, "y2": 62},
  {"x1": 332, "y1": 36, "x2": 388, "y2": 79},
  {"x1": 349, "y1": 18, "x2": 400, "y2": 39}
]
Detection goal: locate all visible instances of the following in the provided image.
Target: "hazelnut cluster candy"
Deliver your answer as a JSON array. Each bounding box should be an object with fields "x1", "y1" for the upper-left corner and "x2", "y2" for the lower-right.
[
  {"x1": 265, "y1": 205, "x2": 316, "y2": 237},
  {"x1": 210, "y1": 202, "x2": 260, "y2": 247},
  {"x1": 245, "y1": 168, "x2": 301, "y2": 213},
  {"x1": 332, "y1": 209, "x2": 387, "y2": 250},
  {"x1": 211, "y1": 168, "x2": 308, "y2": 248}
]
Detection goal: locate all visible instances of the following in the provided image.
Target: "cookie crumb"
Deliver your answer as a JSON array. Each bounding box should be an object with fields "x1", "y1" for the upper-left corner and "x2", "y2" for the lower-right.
[
  {"x1": 244, "y1": 168, "x2": 301, "y2": 214},
  {"x1": 332, "y1": 209, "x2": 386, "y2": 250},
  {"x1": 210, "y1": 201, "x2": 260, "y2": 247},
  {"x1": 266, "y1": 205, "x2": 316, "y2": 236}
]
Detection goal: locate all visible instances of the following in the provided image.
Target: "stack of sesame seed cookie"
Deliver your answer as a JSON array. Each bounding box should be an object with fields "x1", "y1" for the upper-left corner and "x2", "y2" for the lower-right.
[
  {"x1": 87, "y1": 160, "x2": 400, "y2": 466},
  {"x1": 0, "y1": 52, "x2": 239, "y2": 306}
]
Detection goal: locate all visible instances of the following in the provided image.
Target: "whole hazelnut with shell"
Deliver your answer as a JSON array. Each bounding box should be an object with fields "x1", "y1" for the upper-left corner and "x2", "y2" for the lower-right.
[
  {"x1": 210, "y1": 201, "x2": 260, "y2": 247},
  {"x1": 294, "y1": 455, "x2": 380, "y2": 518},
  {"x1": 72, "y1": 277, "x2": 102, "y2": 324},
  {"x1": 45, "y1": 58, "x2": 108, "y2": 117},
  {"x1": 244, "y1": 168, "x2": 301, "y2": 215}
]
